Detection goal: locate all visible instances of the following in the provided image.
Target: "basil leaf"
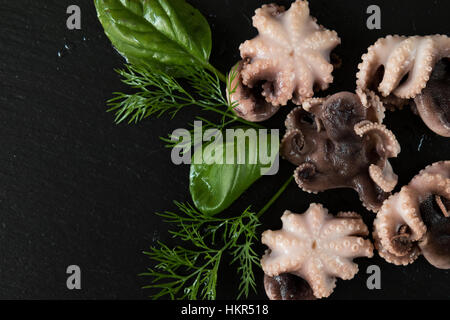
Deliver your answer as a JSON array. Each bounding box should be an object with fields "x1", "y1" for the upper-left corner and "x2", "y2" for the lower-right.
[
  {"x1": 94, "y1": 0, "x2": 212, "y2": 75},
  {"x1": 189, "y1": 131, "x2": 279, "y2": 216}
]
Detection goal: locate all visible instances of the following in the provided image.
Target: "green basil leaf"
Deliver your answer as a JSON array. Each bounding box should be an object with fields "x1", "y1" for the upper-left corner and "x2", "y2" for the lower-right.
[
  {"x1": 94, "y1": 0, "x2": 212, "y2": 75},
  {"x1": 189, "y1": 131, "x2": 279, "y2": 216}
]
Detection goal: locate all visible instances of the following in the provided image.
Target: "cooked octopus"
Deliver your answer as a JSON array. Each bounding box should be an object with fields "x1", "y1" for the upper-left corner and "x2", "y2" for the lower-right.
[
  {"x1": 357, "y1": 35, "x2": 450, "y2": 137},
  {"x1": 280, "y1": 92, "x2": 400, "y2": 212},
  {"x1": 261, "y1": 203, "x2": 373, "y2": 299},
  {"x1": 373, "y1": 161, "x2": 450, "y2": 268},
  {"x1": 228, "y1": 0, "x2": 340, "y2": 121}
]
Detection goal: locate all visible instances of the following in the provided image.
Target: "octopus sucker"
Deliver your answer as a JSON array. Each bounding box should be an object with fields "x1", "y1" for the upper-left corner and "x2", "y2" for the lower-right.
[
  {"x1": 357, "y1": 35, "x2": 450, "y2": 137},
  {"x1": 374, "y1": 161, "x2": 450, "y2": 268},
  {"x1": 229, "y1": 0, "x2": 341, "y2": 122},
  {"x1": 280, "y1": 92, "x2": 400, "y2": 212},
  {"x1": 261, "y1": 203, "x2": 373, "y2": 300}
]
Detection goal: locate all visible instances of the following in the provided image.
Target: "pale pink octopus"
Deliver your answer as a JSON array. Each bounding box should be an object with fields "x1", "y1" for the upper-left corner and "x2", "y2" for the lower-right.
[
  {"x1": 374, "y1": 161, "x2": 450, "y2": 268},
  {"x1": 228, "y1": 0, "x2": 341, "y2": 122},
  {"x1": 357, "y1": 35, "x2": 450, "y2": 137},
  {"x1": 261, "y1": 203, "x2": 373, "y2": 299}
]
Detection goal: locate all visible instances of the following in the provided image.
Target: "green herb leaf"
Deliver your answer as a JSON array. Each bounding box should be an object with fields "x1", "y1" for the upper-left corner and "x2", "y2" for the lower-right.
[
  {"x1": 94, "y1": 0, "x2": 212, "y2": 75},
  {"x1": 189, "y1": 130, "x2": 279, "y2": 215}
]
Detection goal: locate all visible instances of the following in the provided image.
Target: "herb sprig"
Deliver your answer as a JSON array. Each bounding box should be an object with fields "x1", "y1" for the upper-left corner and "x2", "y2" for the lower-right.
[
  {"x1": 95, "y1": 0, "x2": 295, "y2": 301},
  {"x1": 109, "y1": 64, "x2": 262, "y2": 144},
  {"x1": 141, "y1": 203, "x2": 259, "y2": 300},
  {"x1": 141, "y1": 176, "x2": 294, "y2": 300},
  {"x1": 107, "y1": 65, "x2": 231, "y2": 123}
]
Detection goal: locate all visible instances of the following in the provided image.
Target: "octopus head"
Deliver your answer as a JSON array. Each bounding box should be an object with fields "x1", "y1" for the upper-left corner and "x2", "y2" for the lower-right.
[
  {"x1": 264, "y1": 273, "x2": 316, "y2": 300},
  {"x1": 419, "y1": 194, "x2": 450, "y2": 268},
  {"x1": 413, "y1": 59, "x2": 450, "y2": 137}
]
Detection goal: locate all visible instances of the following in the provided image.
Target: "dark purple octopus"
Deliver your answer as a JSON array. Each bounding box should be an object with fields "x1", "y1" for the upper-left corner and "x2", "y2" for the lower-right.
[
  {"x1": 413, "y1": 59, "x2": 450, "y2": 137},
  {"x1": 280, "y1": 92, "x2": 401, "y2": 212}
]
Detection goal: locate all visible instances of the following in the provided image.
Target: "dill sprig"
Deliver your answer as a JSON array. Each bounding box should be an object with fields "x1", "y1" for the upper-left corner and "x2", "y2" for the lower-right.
[
  {"x1": 157, "y1": 63, "x2": 262, "y2": 151},
  {"x1": 107, "y1": 64, "x2": 256, "y2": 128},
  {"x1": 141, "y1": 176, "x2": 294, "y2": 300},
  {"x1": 141, "y1": 202, "x2": 260, "y2": 300}
]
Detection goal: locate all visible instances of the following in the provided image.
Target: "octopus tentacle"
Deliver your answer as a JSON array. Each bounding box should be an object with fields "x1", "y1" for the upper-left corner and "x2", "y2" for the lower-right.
[
  {"x1": 373, "y1": 225, "x2": 421, "y2": 266},
  {"x1": 375, "y1": 187, "x2": 426, "y2": 259},
  {"x1": 285, "y1": 106, "x2": 306, "y2": 130},
  {"x1": 352, "y1": 174, "x2": 390, "y2": 213},
  {"x1": 356, "y1": 88, "x2": 386, "y2": 123},
  {"x1": 294, "y1": 163, "x2": 320, "y2": 194},
  {"x1": 323, "y1": 256, "x2": 359, "y2": 280},
  {"x1": 294, "y1": 163, "x2": 347, "y2": 194},
  {"x1": 285, "y1": 0, "x2": 310, "y2": 28},
  {"x1": 252, "y1": 5, "x2": 289, "y2": 46},
  {"x1": 435, "y1": 195, "x2": 450, "y2": 217},
  {"x1": 227, "y1": 61, "x2": 280, "y2": 122},
  {"x1": 336, "y1": 211, "x2": 363, "y2": 219},
  {"x1": 300, "y1": 258, "x2": 336, "y2": 299},
  {"x1": 280, "y1": 130, "x2": 307, "y2": 166},
  {"x1": 262, "y1": 70, "x2": 296, "y2": 106},
  {"x1": 356, "y1": 35, "x2": 406, "y2": 92},
  {"x1": 320, "y1": 218, "x2": 369, "y2": 239},
  {"x1": 241, "y1": 59, "x2": 279, "y2": 87},
  {"x1": 324, "y1": 237, "x2": 373, "y2": 259},
  {"x1": 354, "y1": 121, "x2": 401, "y2": 158},
  {"x1": 239, "y1": 37, "x2": 274, "y2": 60},
  {"x1": 281, "y1": 210, "x2": 311, "y2": 236},
  {"x1": 378, "y1": 38, "x2": 419, "y2": 96},
  {"x1": 369, "y1": 162, "x2": 398, "y2": 193},
  {"x1": 302, "y1": 29, "x2": 341, "y2": 52},
  {"x1": 394, "y1": 39, "x2": 435, "y2": 98},
  {"x1": 300, "y1": 51, "x2": 334, "y2": 90},
  {"x1": 304, "y1": 203, "x2": 329, "y2": 235},
  {"x1": 240, "y1": 59, "x2": 295, "y2": 106},
  {"x1": 302, "y1": 97, "x2": 328, "y2": 112}
]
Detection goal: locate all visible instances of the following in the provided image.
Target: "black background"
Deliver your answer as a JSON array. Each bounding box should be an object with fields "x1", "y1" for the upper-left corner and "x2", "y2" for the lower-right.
[{"x1": 0, "y1": 0, "x2": 449, "y2": 300}]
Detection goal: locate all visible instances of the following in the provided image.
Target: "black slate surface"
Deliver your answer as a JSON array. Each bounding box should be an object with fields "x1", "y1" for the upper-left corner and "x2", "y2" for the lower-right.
[{"x1": 0, "y1": 0, "x2": 449, "y2": 299}]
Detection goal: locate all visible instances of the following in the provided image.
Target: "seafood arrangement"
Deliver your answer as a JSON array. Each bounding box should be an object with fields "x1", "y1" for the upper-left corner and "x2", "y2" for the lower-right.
[
  {"x1": 95, "y1": 0, "x2": 450, "y2": 299},
  {"x1": 229, "y1": 1, "x2": 449, "y2": 299}
]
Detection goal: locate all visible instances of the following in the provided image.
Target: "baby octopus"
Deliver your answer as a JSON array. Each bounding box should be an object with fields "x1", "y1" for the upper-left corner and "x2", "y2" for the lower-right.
[
  {"x1": 357, "y1": 35, "x2": 450, "y2": 137},
  {"x1": 373, "y1": 161, "x2": 450, "y2": 269},
  {"x1": 261, "y1": 203, "x2": 373, "y2": 299},
  {"x1": 228, "y1": 0, "x2": 340, "y2": 122},
  {"x1": 280, "y1": 92, "x2": 400, "y2": 212}
]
